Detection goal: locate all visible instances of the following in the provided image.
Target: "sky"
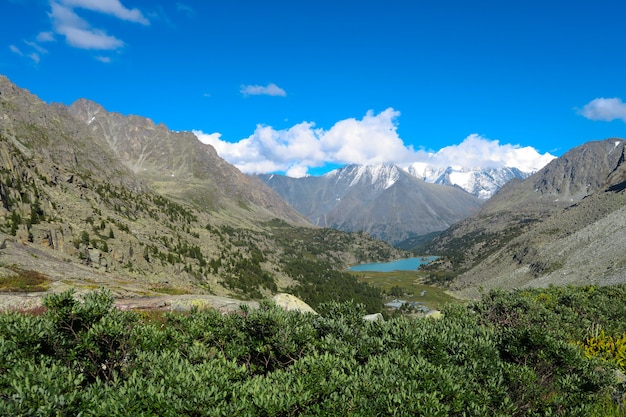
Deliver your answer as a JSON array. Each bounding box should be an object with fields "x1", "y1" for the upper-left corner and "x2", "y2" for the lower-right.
[{"x1": 3, "y1": 0, "x2": 626, "y2": 177}]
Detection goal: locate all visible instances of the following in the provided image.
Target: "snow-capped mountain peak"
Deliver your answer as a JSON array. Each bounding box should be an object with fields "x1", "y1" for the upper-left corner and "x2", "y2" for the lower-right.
[
  {"x1": 327, "y1": 163, "x2": 401, "y2": 190},
  {"x1": 323, "y1": 161, "x2": 544, "y2": 199},
  {"x1": 405, "y1": 163, "x2": 530, "y2": 199}
]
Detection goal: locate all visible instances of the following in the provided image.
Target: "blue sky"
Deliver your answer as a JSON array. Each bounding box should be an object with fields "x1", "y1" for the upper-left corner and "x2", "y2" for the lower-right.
[{"x1": 3, "y1": 0, "x2": 626, "y2": 176}]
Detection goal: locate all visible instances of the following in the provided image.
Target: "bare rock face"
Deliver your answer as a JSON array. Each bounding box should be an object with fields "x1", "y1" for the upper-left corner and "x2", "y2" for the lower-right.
[{"x1": 271, "y1": 293, "x2": 317, "y2": 314}]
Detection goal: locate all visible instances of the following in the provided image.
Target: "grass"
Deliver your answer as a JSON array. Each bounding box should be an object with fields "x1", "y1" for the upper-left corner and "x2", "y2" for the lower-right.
[
  {"x1": 0, "y1": 267, "x2": 51, "y2": 292},
  {"x1": 149, "y1": 285, "x2": 191, "y2": 295},
  {"x1": 350, "y1": 270, "x2": 463, "y2": 310}
]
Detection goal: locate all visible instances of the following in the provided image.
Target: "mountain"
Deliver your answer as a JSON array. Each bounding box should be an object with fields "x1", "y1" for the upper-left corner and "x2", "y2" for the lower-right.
[
  {"x1": 422, "y1": 138, "x2": 626, "y2": 298},
  {"x1": 67, "y1": 98, "x2": 304, "y2": 224},
  {"x1": 259, "y1": 163, "x2": 483, "y2": 245},
  {"x1": 406, "y1": 163, "x2": 533, "y2": 199},
  {"x1": 0, "y1": 75, "x2": 405, "y2": 304}
]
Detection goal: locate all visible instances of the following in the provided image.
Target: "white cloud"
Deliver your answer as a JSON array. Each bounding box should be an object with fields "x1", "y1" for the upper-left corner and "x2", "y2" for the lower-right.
[
  {"x1": 50, "y1": 1, "x2": 125, "y2": 49},
  {"x1": 240, "y1": 83, "x2": 287, "y2": 97},
  {"x1": 9, "y1": 0, "x2": 147, "y2": 62},
  {"x1": 416, "y1": 134, "x2": 555, "y2": 172},
  {"x1": 28, "y1": 53, "x2": 41, "y2": 64},
  {"x1": 9, "y1": 45, "x2": 22, "y2": 55},
  {"x1": 60, "y1": 0, "x2": 149, "y2": 25},
  {"x1": 196, "y1": 132, "x2": 223, "y2": 148},
  {"x1": 95, "y1": 55, "x2": 111, "y2": 63},
  {"x1": 45, "y1": 0, "x2": 149, "y2": 51},
  {"x1": 320, "y1": 109, "x2": 412, "y2": 165},
  {"x1": 579, "y1": 97, "x2": 626, "y2": 122},
  {"x1": 176, "y1": 2, "x2": 195, "y2": 17},
  {"x1": 24, "y1": 40, "x2": 48, "y2": 54},
  {"x1": 36, "y1": 31, "x2": 56, "y2": 42},
  {"x1": 194, "y1": 110, "x2": 555, "y2": 177},
  {"x1": 9, "y1": 44, "x2": 41, "y2": 64}
]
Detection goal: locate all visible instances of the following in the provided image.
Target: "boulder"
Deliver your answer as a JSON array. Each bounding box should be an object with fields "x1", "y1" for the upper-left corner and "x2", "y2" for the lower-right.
[
  {"x1": 88, "y1": 248, "x2": 101, "y2": 267},
  {"x1": 425, "y1": 310, "x2": 443, "y2": 319},
  {"x1": 363, "y1": 313, "x2": 384, "y2": 322},
  {"x1": 271, "y1": 293, "x2": 317, "y2": 314}
]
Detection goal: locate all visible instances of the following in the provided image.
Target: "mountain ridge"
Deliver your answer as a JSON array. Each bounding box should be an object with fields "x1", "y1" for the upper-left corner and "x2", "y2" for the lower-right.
[
  {"x1": 421, "y1": 137, "x2": 626, "y2": 297},
  {"x1": 67, "y1": 98, "x2": 306, "y2": 223},
  {"x1": 259, "y1": 163, "x2": 483, "y2": 245}
]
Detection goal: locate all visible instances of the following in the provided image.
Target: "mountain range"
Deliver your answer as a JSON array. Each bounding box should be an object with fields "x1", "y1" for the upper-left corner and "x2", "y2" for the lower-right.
[
  {"x1": 422, "y1": 137, "x2": 626, "y2": 298},
  {"x1": 259, "y1": 164, "x2": 483, "y2": 245}
]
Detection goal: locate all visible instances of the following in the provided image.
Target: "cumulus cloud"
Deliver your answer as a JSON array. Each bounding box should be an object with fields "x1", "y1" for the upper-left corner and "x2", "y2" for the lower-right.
[
  {"x1": 416, "y1": 134, "x2": 555, "y2": 172},
  {"x1": 194, "y1": 110, "x2": 555, "y2": 177},
  {"x1": 240, "y1": 83, "x2": 287, "y2": 97},
  {"x1": 579, "y1": 97, "x2": 626, "y2": 123}
]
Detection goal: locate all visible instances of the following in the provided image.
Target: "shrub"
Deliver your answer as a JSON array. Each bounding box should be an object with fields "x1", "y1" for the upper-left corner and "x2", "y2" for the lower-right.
[{"x1": 0, "y1": 287, "x2": 624, "y2": 415}]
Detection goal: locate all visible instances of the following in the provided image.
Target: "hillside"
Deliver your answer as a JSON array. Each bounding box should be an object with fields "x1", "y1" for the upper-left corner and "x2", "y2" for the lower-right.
[
  {"x1": 0, "y1": 75, "x2": 405, "y2": 308},
  {"x1": 67, "y1": 99, "x2": 304, "y2": 224},
  {"x1": 259, "y1": 164, "x2": 483, "y2": 245},
  {"x1": 422, "y1": 138, "x2": 626, "y2": 297}
]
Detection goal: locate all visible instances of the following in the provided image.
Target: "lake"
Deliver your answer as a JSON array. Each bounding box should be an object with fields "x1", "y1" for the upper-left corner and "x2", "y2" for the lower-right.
[{"x1": 347, "y1": 256, "x2": 438, "y2": 272}]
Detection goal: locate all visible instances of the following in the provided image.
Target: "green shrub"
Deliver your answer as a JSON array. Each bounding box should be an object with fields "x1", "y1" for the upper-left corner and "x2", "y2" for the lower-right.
[
  {"x1": 42, "y1": 289, "x2": 136, "y2": 382},
  {"x1": 0, "y1": 287, "x2": 625, "y2": 415}
]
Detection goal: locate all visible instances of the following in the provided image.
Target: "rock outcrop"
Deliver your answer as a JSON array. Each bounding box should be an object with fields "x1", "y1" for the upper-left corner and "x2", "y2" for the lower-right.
[{"x1": 271, "y1": 293, "x2": 317, "y2": 314}]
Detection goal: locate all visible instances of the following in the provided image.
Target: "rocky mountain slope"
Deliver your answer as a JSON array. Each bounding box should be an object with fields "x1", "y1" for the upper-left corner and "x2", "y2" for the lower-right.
[
  {"x1": 0, "y1": 75, "x2": 405, "y2": 304},
  {"x1": 67, "y1": 98, "x2": 304, "y2": 224},
  {"x1": 259, "y1": 164, "x2": 483, "y2": 245},
  {"x1": 422, "y1": 138, "x2": 626, "y2": 298}
]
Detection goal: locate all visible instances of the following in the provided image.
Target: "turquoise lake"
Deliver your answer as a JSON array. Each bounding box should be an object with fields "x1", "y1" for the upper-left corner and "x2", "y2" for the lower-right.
[{"x1": 347, "y1": 256, "x2": 438, "y2": 272}]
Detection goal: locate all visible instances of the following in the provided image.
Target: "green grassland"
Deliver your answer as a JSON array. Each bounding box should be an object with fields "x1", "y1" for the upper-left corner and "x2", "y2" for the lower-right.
[{"x1": 351, "y1": 270, "x2": 461, "y2": 310}]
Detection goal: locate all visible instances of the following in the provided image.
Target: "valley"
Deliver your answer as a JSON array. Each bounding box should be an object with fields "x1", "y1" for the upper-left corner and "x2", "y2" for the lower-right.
[
  {"x1": 1, "y1": 75, "x2": 626, "y2": 415},
  {"x1": 2, "y1": 73, "x2": 625, "y2": 309}
]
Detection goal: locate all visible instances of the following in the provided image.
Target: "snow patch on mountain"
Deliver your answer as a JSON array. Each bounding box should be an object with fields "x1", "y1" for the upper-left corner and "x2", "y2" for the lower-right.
[
  {"x1": 327, "y1": 163, "x2": 400, "y2": 190},
  {"x1": 324, "y1": 160, "x2": 550, "y2": 199},
  {"x1": 367, "y1": 164, "x2": 400, "y2": 190},
  {"x1": 405, "y1": 163, "x2": 531, "y2": 199}
]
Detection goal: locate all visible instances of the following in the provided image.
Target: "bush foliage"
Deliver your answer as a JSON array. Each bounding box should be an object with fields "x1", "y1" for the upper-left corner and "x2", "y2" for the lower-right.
[{"x1": 1, "y1": 285, "x2": 625, "y2": 416}]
